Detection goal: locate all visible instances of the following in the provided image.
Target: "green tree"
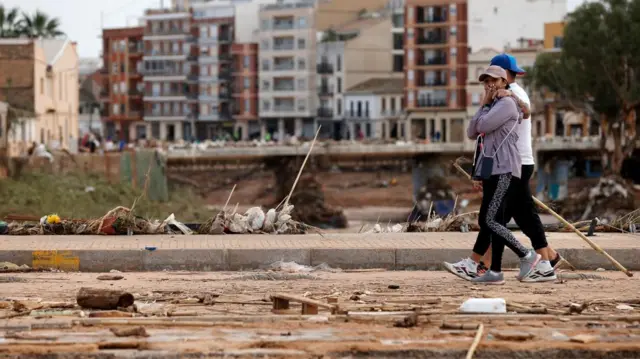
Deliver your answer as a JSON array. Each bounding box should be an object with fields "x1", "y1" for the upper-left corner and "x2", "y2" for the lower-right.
[
  {"x1": 19, "y1": 10, "x2": 63, "y2": 38},
  {"x1": 0, "y1": 5, "x2": 20, "y2": 38},
  {"x1": 526, "y1": 0, "x2": 640, "y2": 173}
]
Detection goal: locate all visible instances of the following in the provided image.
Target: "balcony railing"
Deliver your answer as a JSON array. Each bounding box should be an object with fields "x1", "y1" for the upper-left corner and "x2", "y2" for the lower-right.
[
  {"x1": 141, "y1": 69, "x2": 189, "y2": 76},
  {"x1": 419, "y1": 56, "x2": 447, "y2": 66},
  {"x1": 273, "y1": 21, "x2": 294, "y2": 30},
  {"x1": 100, "y1": 90, "x2": 109, "y2": 98},
  {"x1": 416, "y1": 15, "x2": 447, "y2": 24},
  {"x1": 417, "y1": 35, "x2": 447, "y2": 45},
  {"x1": 273, "y1": 105, "x2": 295, "y2": 112},
  {"x1": 129, "y1": 110, "x2": 142, "y2": 118},
  {"x1": 273, "y1": 84, "x2": 295, "y2": 91},
  {"x1": 317, "y1": 63, "x2": 334, "y2": 74},
  {"x1": 146, "y1": 27, "x2": 190, "y2": 36},
  {"x1": 416, "y1": 98, "x2": 447, "y2": 107},
  {"x1": 129, "y1": 89, "x2": 143, "y2": 97},
  {"x1": 273, "y1": 43, "x2": 295, "y2": 51},
  {"x1": 144, "y1": 49, "x2": 188, "y2": 57},
  {"x1": 219, "y1": 33, "x2": 233, "y2": 42},
  {"x1": 345, "y1": 110, "x2": 370, "y2": 119},
  {"x1": 381, "y1": 110, "x2": 403, "y2": 117},
  {"x1": 317, "y1": 107, "x2": 334, "y2": 118},
  {"x1": 318, "y1": 85, "x2": 334, "y2": 96},
  {"x1": 129, "y1": 43, "x2": 144, "y2": 54},
  {"x1": 219, "y1": 53, "x2": 231, "y2": 62},
  {"x1": 145, "y1": 91, "x2": 188, "y2": 97},
  {"x1": 273, "y1": 63, "x2": 295, "y2": 71}
]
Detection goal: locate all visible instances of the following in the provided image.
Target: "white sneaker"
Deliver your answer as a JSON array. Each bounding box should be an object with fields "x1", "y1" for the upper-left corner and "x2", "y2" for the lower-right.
[
  {"x1": 521, "y1": 260, "x2": 557, "y2": 283},
  {"x1": 443, "y1": 258, "x2": 478, "y2": 281}
]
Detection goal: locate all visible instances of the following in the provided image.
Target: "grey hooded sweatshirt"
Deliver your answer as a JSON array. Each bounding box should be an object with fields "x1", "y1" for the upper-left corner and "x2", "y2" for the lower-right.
[{"x1": 467, "y1": 96, "x2": 522, "y2": 179}]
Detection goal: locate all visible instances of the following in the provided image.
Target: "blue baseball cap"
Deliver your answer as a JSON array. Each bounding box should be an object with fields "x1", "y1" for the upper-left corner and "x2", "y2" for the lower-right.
[{"x1": 490, "y1": 53, "x2": 526, "y2": 74}]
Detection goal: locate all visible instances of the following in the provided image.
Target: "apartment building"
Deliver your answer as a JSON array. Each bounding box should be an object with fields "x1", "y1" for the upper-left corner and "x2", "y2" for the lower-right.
[
  {"x1": 544, "y1": 21, "x2": 564, "y2": 50},
  {"x1": 141, "y1": 9, "x2": 196, "y2": 141},
  {"x1": 232, "y1": 43, "x2": 260, "y2": 139},
  {"x1": 79, "y1": 60, "x2": 103, "y2": 136},
  {"x1": 191, "y1": 2, "x2": 235, "y2": 139},
  {"x1": 389, "y1": 0, "x2": 406, "y2": 75},
  {"x1": 467, "y1": 0, "x2": 567, "y2": 52},
  {"x1": 0, "y1": 38, "x2": 79, "y2": 155},
  {"x1": 316, "y1": 13, "x2": 396, "y2": 139},
  {"x1": 404, "y1": 0, "x2": 468, "y2": 144},
  {"x1": 258, "y1": 0, "x2": 390, "y2": 140},
  {"x1": 343, "y1": 78, "x2": 404, "y2": 139},
  {"x1": 101, "y1": 27, "x2": 145, "y2": 142}
]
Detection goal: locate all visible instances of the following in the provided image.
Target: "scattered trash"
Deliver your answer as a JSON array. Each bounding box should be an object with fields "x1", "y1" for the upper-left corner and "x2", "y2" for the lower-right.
[
  {"x1": 570, "y1": 334, "x2": 599, "y2": 344},
  {"x1": 0, "y1": 262, "x2": 31, "y2": 273},
  {"x1": 97, "y1": 274, "x2": 124, "y2": 281},
  {"x1": 460, "y1": 298, "x2": 507, "y2": 314},
  {"x1": 387, "y1": 285, "x2": 400, "y2": 290},
  {"x1": 145, "y1": 246, "x2": 157, "y2": 251},
  {"x1": 616, "y1": 304, "x2": 634, "y2": 311},
  {"x1": 84, "y1": 186, "x2": 96, "y2": 193},
  {"x1": 76, "y1": 287, "x2": 134, "y2": 310},
  {"x1": 394, "y1": 312, "x2": 418, "y2": 328},
  {"x1": 110, "y1": 326, "x2": 149, "y2": 337},
  {"x1": 268, "y1": 261, "x2": 340, "y2": 273},
  {"x1": 596, "y1": 268, "x2": 606, "y2": 272},
  {"x1": 557, "y1": 176, "x2": 638, "y2": 222}
]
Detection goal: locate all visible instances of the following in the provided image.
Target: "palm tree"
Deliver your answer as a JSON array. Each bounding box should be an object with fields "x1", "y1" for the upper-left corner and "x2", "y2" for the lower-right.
[
  {"x1": 0, "y1": 5, "x2": 20, "y2": 38},
  {"x1": 19, "y1": 10, "x2": 63, "y2": 38}
]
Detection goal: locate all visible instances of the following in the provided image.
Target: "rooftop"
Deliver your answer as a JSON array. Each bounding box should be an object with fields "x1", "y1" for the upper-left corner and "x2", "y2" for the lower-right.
[{"x1": 346, "y1": 77, "x2": 404, "y2": 95}]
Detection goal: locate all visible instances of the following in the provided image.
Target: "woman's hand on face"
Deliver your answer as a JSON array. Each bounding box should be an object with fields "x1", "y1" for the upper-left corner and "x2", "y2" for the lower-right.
[
  {"x1": 482, "y1": 86, "x2": 495, "y2": 106},
  {"x1": 472, "y1": 181, "x2": 483, "y2": 191}
]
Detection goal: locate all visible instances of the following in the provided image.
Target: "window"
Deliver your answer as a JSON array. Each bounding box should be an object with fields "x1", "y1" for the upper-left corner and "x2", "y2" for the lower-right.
[
  {"x1": 337, "y1": 77, "x2": 342, "y2": 93},
  {"x1": 262, "y1": 80, "x2": 270, "y2": 90},
  {"x1": 244, "y1": 78, "x2": 250, "y2": 89},
  {"x1": 112, "y1": 83, "x2": 118, "y2": 94},
  {"x1": 244, "y1": 99, "x2": 250, "y2": 113},
  {"x1": 553, "y1": 36, "x2": 563, "y2": 48},
  {"x1": 450, "y1": 92, "x2": 457, "y2": 106},
  {"x1": 262, "y1": 100, "x2": 270, "y2": 111},
  {"x1": 297, "y1": 78, "x2": 305, "y2": 89},
  {"x1": 336, "y1": 55, "x2": 341, "y2": 71},
  {"x1": 407, "y1": 6, "x2": 414, "y2": 19},
  {"x1": 261, "y1": 39, "x2": 269, "y2": 50},
  {"x1": 182, "y1": 43, "x2": 190, "y2": 55},
  {"x1": 261, "y1": 19, "x2": 269, "y2": 30},
  {"x1": 408, "y1": 91, "x2": 414, "y2": 103},
  {"x1": 172, "y1": 42, "x2": 179, "y2": 54},
  {"x1": 407, "y1": 70, "x2": 414, "y2": 81},
  {"x1": 451, "y1": 70, "x2": 457, "y2": 83},
  {"x1": 120, "y1": 81, "x2": 126, "y2": 93},
  {"x1": 209, "y1": 24, "x2": 218, "y2": 38},
  {"x1": 112, "y1": 104, "x2": 119, "y2": 115},
  {"x1": 297, "y1": 58, "x2": 306, "y2": 70},
  {"x1": 450, "y1": 4, "x2": 457, "y2": 15},
  {"x1": 297, "y1": 17, "x2": 307, "y2": 28},
  {"x1": 262, "y1": 59, "x2": 270, "y2": 71},
  {"x1": 390, "y1": 98, "x2": 396, "y2": 111},
  {"x1": 297, "y1": 38, "x2": 306, "y2": 49},
  {"x1": 297, "y1": 99, "x2": 306, "y2": 111},
  {"x1": 450, "y1": 26, "x2": 457, "y2": 36},
  {"x1": 112, "y1": 41, "x2": 117, "y2": 52},
  {"x1": 337, "y1": 98, "x2": 342, "y2": 115},
  {"x1": 450, "y1": 47, "x2": 457, "y2": 57},
  {"x1": 407, "y1": 28, "x2": 414, "y2": 38},
  {"x1": 393, "y1": 54, "x2": 403, "y2": 72},
  {"x1": 381, "y1": 98, "x2": 386, "y2": 112},
  {"x1": 471, "y1": 93, "x2": 480, "y2": 105},
  {"x1": 200, "y1": 25, "x2": 207, "y2": 37},
  {"x1": 111, "y1": 63, "x2": 118, "y2": 74},
  {"x1": 243, "y1": 55, "x2": 250, "y2": 68},
  {"x1": 393, "y1": 33, "x2": 403, "y2": 50}
]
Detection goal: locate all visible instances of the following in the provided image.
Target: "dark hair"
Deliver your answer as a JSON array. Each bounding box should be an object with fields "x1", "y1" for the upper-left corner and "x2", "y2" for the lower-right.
[{"x1": 507, "y1": 70, "x2": 517, "y2": 79}]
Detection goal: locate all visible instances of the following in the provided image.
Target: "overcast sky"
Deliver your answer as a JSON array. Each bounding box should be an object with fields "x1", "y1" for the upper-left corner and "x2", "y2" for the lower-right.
[{"x1": 3, "y1": 0, "x2": 588, "y2": 58}]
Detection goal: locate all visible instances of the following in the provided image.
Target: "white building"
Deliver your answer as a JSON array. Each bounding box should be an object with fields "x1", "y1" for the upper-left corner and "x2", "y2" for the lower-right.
[
  {"x1": 343, "y1": 78, "x2": 404, "y2": 140},
  {"x1": 468, "y1": 0, "x2": 568, "y2": 52}
]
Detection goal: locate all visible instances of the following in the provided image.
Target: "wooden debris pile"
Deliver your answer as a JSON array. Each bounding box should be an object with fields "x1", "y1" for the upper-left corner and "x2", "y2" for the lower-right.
[
  {"x1": 556, "y1": 176, "x2": 638, "y2": 222},
  {"x1": 199, "y1": 204, "x2": 308, "y2": 235}
]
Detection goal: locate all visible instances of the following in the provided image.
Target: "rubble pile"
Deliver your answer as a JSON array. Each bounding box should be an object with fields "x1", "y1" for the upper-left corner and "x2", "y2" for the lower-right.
[
  {"x1": 268, "y1": 158, "x2": 347, "y2": 229},
  {"x1": 557, "y1": 176, "x2": 638, "y2": 222},
  {"x1": 199, "y1": 205, "x2": 307, "y2": 235},
  {"x1": 413, "y1": 174, "x2": 458, "y2": 220}
]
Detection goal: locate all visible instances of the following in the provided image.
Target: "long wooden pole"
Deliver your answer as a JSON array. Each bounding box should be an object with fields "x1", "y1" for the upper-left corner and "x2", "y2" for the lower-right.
[
  {"x1": 453, "y1": 162, "x2": 633, "y2": 277},
  {"x1": 283, "y1": 126, "x2": 321, "y2": 209}
]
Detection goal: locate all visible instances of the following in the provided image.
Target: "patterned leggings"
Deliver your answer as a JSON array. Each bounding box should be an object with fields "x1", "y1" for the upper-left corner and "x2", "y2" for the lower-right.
[{"x1": 474, "y1": 173, "x2": 528, "y2": 273}]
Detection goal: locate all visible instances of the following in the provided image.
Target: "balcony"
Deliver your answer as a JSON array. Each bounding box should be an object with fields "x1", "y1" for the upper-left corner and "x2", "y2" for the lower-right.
[
  {"x1": 273, "y1": 42, "x2": 295, "y2": 51},
  {"x1": 219, "y1": 32, "x2": 233, "y2": 43},
  {"x1": 129, "y1": 110, "x2": 142, "y2": 118},
  {"x1": 141, "y1": 68, "x2": 189, "y2": 77},
  {"x1": 416, "y1": 98, "x2": 448, "y2": 108},
  {"x1": 219, "y1": 53, "x2": 231, "y2": 62},
  {"x1": 345, "y1": 110, "x2": 370, "y2": 119},
  {"x1": 145, "y1": 90, "x2": 187, "y2": 98},
  {"x1": 100, "y1": 90, "x2": 109, "y2": 101},
  {"x1": 144, "y1": 49, "x2": 189, "y2": 58},
  {"x1": 145, "y1": 26, "x2": 190, "y2": 37},
  {"x1": 317, "y1": 84, "x2": 334, "y2": 96},
  {"x1": 273, "y1": 61, "x2": 295, "y2": 71},
  {"x1": 317, "y1": 63, "x2": 334, "y2": 74},
  {"x1": 129, "y1": 89, "x2": 143, "y2": 97},
  {"x1": 419, "y1": 56, "x2": 447, "y2": 66},
  {"x1": 187, "y1": 54, "x2": 199, "y2": 62},
  {"x1": 273, "y1": 105, "x2": 295, "y2": 112},
  {"x1": 219, "y1": 67, "x2": 233, "y2": 80},
  {"x1": 417, "y1": 34, "x2": 448, "y2": 45},
  {"x1": 128, "y1": 69, "x2": 142, "y2": 77},
  {"x1": 129, "y1": 42, "x2": 144, "y2": 55},
  {"x1": 219, "y1": 91, "x2": 232, "y2": 100},
  {"x1": 273, "y1": 84, "x2": 295, "y2": 91},
  {"x1": 416, "y1": 7, "x2": 448, "y2": 24},
  {"x1": 273, "y1": 20, "x2": 294, "y2": 31},
  {"x1": 317, "y1": 107, "x2": 334, "y2": 118}
]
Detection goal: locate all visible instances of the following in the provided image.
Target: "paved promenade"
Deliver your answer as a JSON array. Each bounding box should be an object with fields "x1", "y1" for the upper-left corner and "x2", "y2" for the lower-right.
[{"x1": 0, "y1": 232, "x2": 637, "y2": 272}]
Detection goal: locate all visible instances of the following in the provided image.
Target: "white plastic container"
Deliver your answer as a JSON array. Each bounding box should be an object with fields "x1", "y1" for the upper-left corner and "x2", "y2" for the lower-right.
[{"x1": 459, "y1": 298, "x2": 507, "y2": 314}]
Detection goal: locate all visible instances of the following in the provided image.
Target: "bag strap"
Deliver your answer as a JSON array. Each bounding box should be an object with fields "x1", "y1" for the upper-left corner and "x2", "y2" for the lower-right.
[{"x1": 480, "y1": 98, "x2": 521, "y2": 159}]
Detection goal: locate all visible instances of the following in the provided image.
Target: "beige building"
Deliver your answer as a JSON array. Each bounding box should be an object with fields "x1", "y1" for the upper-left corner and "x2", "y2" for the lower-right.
[
  {"x1": 0, "y1": 39, "x2": 79, "y2": 156},
  {"x1": 316, "y1": 13, "x2": 397, "y2": 139},
  {"x1": 257, "y1": 0, "x2": 390, "y2": 140}
]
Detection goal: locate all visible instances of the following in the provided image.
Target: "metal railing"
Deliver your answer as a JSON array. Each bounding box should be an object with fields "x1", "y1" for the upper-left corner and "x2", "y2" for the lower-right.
[
  {"x1": 416, "y1": 99, "x2": 447, "y2": 107},
  {"x1": 317, "y1": 63, "x2": 334, "y2": 74}
]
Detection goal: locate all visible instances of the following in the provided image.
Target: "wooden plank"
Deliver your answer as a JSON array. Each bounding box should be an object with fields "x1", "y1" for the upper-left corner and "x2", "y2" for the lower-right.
[
  {"x1": 301, "y1": 303, "x2": 319, "y2": 315},
  {"x1": 271, "y1": 293, "x2": 336, "y2": 310},
  {"x1": 272, "y1": 297, "x2": 290, "y2": 310}
]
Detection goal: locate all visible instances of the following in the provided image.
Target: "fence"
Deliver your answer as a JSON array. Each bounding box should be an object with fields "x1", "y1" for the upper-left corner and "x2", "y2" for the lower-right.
[{"x1": 15, "y1": 150, "x2": 169, "y2": 202}]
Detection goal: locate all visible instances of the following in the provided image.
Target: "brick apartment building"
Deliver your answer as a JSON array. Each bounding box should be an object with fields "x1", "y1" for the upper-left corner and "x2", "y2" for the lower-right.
[
  {"x1": 404, "y1": 0, "x2": 468, "y2": 144},
  {"x1": 101, "y1": 27, "x2": 145, "y2": 141},
  {"x1": 231, "y1": 43, "x2": 259, "y2": 139}
]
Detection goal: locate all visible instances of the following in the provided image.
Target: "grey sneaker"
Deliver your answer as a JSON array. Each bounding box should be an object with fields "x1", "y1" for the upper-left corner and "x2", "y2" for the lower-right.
[
  {"x1": 518, "y1": 250, "x2": 541, "y2": 280},
  {"x1": 471, "y1": 270, "x2": 505, "y2": 285}
]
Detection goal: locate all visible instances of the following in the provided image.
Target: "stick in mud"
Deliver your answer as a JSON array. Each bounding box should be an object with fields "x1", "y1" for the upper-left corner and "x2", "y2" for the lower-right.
[
  {"x1": 283, "y1": 126, "x2": 321, "y2": 209},
  {"x1": 452, "y1": 160, "x2": 631, "y2": 277}
]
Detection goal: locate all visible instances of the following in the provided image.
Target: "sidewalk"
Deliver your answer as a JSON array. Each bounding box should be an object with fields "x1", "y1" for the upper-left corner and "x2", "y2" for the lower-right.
[{"x1": 0, "y1": 232, "x2": 638, "y2": 272}]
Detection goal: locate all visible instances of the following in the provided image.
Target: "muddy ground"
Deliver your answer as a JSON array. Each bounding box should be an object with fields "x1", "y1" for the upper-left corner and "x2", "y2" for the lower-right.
[{"x1": 1, "y1": 270, "x2": 640, "y2": 358}]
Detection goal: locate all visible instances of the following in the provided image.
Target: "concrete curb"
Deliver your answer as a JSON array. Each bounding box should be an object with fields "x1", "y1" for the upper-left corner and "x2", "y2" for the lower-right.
[{"x1": 1, "y1": 247, "x2": 639, "y2": 272}]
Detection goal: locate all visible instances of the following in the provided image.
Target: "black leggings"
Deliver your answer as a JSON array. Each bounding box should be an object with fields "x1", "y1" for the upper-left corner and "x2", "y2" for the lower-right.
[
  {"x1": 507, "y1": 165, "x2": 548, "y2": 250},
  {"x1": 472, "y1": 174, "x2": 529, "y2": 272}
]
